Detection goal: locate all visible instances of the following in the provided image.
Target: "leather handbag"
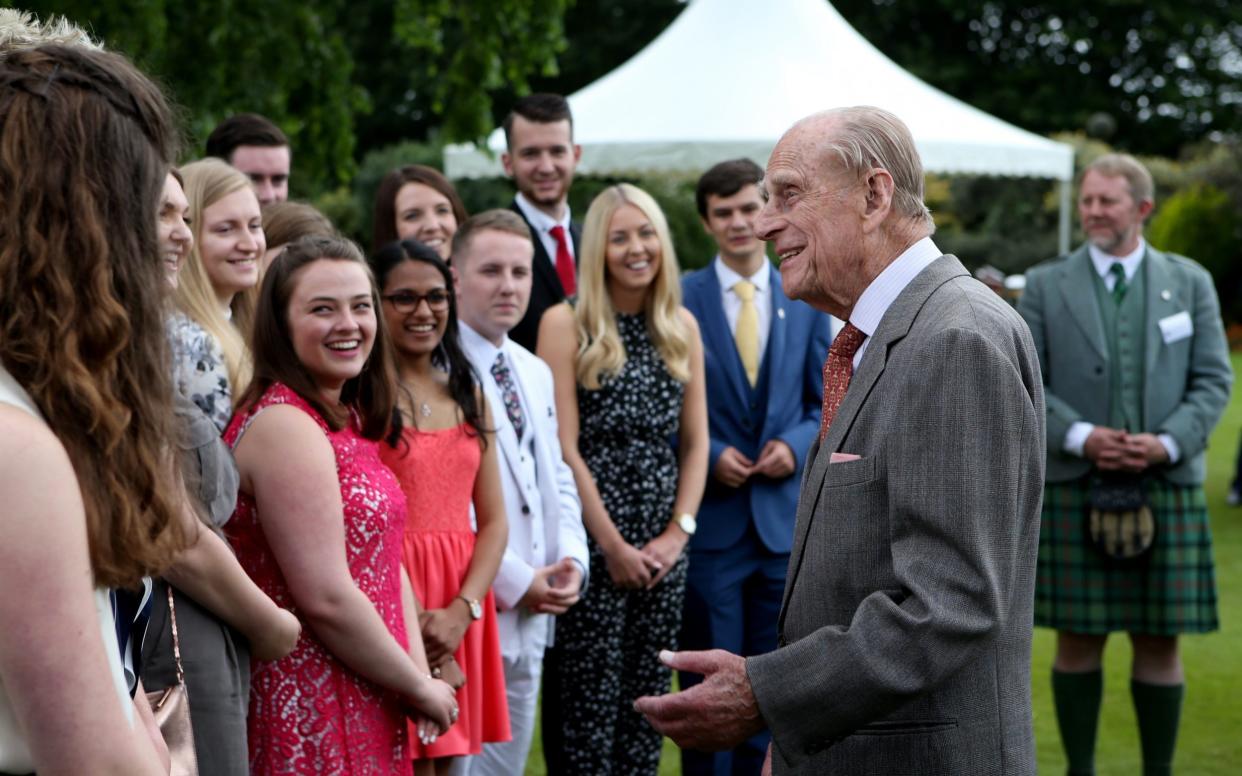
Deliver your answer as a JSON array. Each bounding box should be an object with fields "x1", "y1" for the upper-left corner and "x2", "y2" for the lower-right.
[
  {"x1": 1085, "y1": 473, "x2": 1156, "y2": 563},
  {"x1": 145, "y1": 586, "x2": 199, "y2": 776}
]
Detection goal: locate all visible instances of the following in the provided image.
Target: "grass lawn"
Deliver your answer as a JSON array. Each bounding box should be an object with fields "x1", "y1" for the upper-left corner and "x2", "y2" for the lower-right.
[{"x1": 527, "y1": 355, "x2": 1242, "y2": 775}]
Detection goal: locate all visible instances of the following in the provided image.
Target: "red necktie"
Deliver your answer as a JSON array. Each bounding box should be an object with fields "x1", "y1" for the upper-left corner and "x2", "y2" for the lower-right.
[
  {"x1": 549, "y1": 225, "x2": 576, "y2": 297},
  {"x1": 819, "y1": 322, "x2": 866, "y2": 442}
]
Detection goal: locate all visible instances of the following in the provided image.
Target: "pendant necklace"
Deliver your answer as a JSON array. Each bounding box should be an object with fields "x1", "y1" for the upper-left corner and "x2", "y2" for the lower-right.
[{"x1": 418, "y1": 401, "x2": 432, "y2": 418}]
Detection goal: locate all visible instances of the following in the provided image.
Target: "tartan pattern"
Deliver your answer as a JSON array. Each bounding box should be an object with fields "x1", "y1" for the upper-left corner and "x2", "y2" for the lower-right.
[{"x1": 1035, "y1": 477, "x2": 1219, "y2": 635}]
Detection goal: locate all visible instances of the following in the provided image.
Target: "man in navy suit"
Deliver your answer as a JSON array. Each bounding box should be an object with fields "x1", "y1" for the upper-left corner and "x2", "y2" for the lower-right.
[
  {"x1": 678, "y1": 158, "x2": 832, "y2": 776},
  {"x1": 501, "y1": 93, "x2": 582, "y2": 352}
]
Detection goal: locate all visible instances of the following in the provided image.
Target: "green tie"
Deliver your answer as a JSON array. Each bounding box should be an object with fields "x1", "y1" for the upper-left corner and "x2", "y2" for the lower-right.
[{"x1": 1109, "y1": 262, "x2": 1128, "y2": 305}]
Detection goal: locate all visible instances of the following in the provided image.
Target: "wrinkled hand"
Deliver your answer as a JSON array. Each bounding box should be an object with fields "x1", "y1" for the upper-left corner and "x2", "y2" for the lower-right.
[
  {"x1": 634, "y1": 649, "x2": 765, "y2": 751},
  {"x1": 640, "y1": 529, "x2": 688, "y2": 589},
  {"x1": 713, "y1": 447, "x2": 753, "y2": 488},
  {"x1": 752, "y1": 440, "x2": 796, "y2": 479},
  {"x1": 251, "y1": 607, "x2": 302, "y2": 661},
  {"x1": 604, "y1": 541, "x2": 659, "y2": 590},
  {"x1": 419, "y1": 605, "x2": 469, "y2": 666},
  {"x1": 520, "y1": 557, "x2": 582, "y2": 615},
  {"x1": 405, "y1": 674, "x2": 457, "y2": 746}
]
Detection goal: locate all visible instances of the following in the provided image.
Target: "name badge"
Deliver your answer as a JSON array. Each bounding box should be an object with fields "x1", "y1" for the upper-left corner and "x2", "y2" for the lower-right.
[{"x1": 1158, "y1": 311, "x2": 1193, "y2": 344}]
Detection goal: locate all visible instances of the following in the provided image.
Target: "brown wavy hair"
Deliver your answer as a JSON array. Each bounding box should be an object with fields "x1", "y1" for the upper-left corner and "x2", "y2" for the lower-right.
[
  {"x1": 372, "y1": 164, "x2": 468, "y2": 254},
  {"x1": 235, "y1": 235, "x2": 397, "y2": 439},
  {"x1": 0, "y1": 45, "x2": 185, "y2": 588}
]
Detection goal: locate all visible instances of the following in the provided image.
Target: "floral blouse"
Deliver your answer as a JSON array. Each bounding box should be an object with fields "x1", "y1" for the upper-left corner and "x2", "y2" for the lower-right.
[{"x1": 169, "y1": 312, "x2": 233, "y2": 432}]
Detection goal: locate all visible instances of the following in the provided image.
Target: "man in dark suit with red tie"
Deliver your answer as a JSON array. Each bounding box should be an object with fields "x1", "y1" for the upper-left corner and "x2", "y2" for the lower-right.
[{"x1": 502, "y1": 93, "x2": 582, "y2": 351}]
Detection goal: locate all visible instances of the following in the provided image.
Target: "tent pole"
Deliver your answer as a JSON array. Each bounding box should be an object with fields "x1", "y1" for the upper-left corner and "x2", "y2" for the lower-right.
[{"x1": 1058, "y1": 179, "x2": 1072, "y2": 255}]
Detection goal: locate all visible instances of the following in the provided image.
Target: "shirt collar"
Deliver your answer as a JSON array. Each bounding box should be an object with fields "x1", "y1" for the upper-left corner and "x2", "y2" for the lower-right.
[
  {"x1": 1089, "y1": 238, "x2": 1146, "y2": 282},
  {"x1": 849, "y1": 237, "x2": 941, "y2": 338},
  {"x1": 713, "y1": 256, "x2": 770, "y2": 294},
  {"x1": 515, "y1": 192, "x2": 571, "y2": 235},
  {"x1": 459, "y1": 321, "x2": 508, "y2": 368}
]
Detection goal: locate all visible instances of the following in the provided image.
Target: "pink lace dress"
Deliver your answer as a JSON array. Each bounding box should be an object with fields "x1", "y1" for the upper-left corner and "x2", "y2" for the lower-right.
[
  {"x1": 380, "y1": 424, "x2": 510, "y2": 759},
  {"x1": 224, "y1": 383, "x2": 412, "y2": 775}
]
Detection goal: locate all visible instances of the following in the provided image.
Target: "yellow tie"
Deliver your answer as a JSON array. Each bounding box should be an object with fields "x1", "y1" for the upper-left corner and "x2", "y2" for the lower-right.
[{"x1": 733, "y1": 280, "x2": 759, "y2": 386}]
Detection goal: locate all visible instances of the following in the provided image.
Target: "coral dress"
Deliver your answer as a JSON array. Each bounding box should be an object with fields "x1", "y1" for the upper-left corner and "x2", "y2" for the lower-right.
[
  {"x1": 224, "y1": 383, "x2": 412, "y2": 775},
  {"x1": 380, "y1": 424, "x2": 510, "y2": 759}
]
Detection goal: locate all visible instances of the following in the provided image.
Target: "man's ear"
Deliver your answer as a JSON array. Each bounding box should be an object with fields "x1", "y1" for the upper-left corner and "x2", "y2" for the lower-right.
[
  {"x1": 861, "y1": 168, "x2": 895, "y2": 231},
  {"x1": 1136, "y1": 198, "x2": 1154, "y2": 222},
  {"x1": 501, "y1": 152, "x2": 514, "y2": 178}
]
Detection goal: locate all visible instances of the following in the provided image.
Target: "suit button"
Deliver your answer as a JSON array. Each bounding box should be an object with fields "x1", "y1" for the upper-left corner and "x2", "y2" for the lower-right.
[
  {"x1": 522, "y1": 505, "x2": 531, "y2": 515},
  {"x1": 1095, "y1": 366, "x2": 1104, "y2": 375},
  {"x1": 742, "y1": 419, "x2": 752, "y2": 429}
]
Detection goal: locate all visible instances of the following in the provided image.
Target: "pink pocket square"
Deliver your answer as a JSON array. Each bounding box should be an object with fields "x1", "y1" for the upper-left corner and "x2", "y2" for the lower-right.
[{"x1": 830, "y1": 452, "x2": 861, "y2": 464}]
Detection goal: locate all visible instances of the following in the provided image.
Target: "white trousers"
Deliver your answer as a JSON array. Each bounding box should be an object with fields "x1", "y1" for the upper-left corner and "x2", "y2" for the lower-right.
[{"x1": 457, "y1": 651, "x2": 543, "y2": 776}]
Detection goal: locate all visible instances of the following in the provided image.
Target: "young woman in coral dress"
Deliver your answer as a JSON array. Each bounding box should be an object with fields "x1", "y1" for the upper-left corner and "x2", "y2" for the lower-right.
[{"x1": 372, "y1": 238, "x2": 511, "y2": 775}]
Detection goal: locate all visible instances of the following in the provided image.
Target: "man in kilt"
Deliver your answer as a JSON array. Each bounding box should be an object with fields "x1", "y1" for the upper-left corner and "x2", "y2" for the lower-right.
[{"x1": 1018, "y1": 153, "x2": 1232, "y2": 776}]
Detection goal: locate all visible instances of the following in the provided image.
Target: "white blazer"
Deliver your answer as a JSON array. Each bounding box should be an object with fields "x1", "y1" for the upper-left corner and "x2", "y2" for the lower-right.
[{"x1": 460, "y1": 326, "x2": 588, "y2": 660}]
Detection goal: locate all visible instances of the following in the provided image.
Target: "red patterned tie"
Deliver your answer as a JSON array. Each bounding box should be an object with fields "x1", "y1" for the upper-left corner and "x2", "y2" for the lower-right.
[
  {"x1": 819, "y1": 322, "x2": 867, "y2": 442},
  {"x1": 549, "y1": 225, "x2": 576, "y2": 296}
]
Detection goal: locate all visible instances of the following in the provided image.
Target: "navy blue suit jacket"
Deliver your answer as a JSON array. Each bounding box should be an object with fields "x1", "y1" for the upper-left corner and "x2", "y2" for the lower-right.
[{"x1": 683, "y1": 262, "x2": 831, "y2": 553}]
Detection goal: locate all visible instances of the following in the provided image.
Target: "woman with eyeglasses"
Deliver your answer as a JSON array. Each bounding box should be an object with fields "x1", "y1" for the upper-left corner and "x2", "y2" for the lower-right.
[{"x1": 373, "y1": 239, "x2": 510, "y2": 775}]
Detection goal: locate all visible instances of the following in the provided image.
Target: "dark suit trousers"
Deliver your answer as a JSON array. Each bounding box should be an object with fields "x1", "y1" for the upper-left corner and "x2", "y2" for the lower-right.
[{"x1": 680, "y1": 521, "x2": 788, "y2": 776}]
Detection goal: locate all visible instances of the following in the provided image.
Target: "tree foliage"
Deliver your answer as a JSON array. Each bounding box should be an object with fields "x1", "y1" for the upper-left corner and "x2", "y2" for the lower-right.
[{"x1": 832, "y1": 0, "x2": 1242, "y2": 155}]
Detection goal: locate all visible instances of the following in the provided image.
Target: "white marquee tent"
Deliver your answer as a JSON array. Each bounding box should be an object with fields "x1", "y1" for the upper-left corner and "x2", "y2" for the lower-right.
[{"x1": 445, "y1": 0, "x2": 1077, "y2": 251}]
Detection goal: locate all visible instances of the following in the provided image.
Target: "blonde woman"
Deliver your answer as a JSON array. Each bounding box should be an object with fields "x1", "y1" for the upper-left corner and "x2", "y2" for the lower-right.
[
  {"x1": 172, "y1": 158, "x2": 266, "y2": 431},
  {"x1": 537, "y1": 184, "x2": 709, "y2": 775}
]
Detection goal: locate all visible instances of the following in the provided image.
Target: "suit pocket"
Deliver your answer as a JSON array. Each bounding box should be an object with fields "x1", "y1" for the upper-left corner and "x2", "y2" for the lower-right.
[
  {"x1": 853, "y1": 718, "x2": 959, "y2": 736},
  {"x1": 821, "y1": 456, "x2": 876, "y2": 488}
]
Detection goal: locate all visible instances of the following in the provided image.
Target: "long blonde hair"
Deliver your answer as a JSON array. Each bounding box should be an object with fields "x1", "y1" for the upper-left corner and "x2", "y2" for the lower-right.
[
  {"x1": 174, "y1": 158, "x2": 256, "y2": 394},
  {"x1": 575, "y1": 184, "x2": 691, "y2": 389}
]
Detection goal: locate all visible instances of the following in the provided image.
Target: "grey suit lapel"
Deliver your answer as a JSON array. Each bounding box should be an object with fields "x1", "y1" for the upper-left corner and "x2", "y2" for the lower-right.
[
  {"x1": 1057, "y1": 247, "x2": 1108, "y2": 361},
  {"x1": 1143, "y1": 246, "x2": 1180, "y2": 379},
  {"x1": 779, "y1": 255, "x2": 971, "y2": 624}
]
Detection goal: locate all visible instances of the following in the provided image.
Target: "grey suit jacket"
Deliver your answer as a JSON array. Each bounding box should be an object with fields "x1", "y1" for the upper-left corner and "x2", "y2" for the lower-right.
[
  {"x1": 747, "y1": 256, "x2": 1045, "y2": 775},
  {"x1": 1016, "y1": 244, "x2": 1231, "y2": 485}
]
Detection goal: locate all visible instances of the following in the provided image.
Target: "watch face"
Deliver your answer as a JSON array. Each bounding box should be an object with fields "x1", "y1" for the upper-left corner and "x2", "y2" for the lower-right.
[{"x1": 468, "y1": 599, "x2": 483, "y2": 620}]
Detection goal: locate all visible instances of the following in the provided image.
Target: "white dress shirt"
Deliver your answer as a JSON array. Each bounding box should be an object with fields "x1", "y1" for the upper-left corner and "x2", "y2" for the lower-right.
[
  {"x1": 713, "y1": 256, "x2": 772, "y2": 364},
  {"x1": 1063, "y1": 239, "x2": 1180, "y2": 463},
  {"x1": 846, "y1": 237, "x2": 942, "y2": 366},
  {"x1": 514, "y1": 192, "x2": 575, "y2": 270}
]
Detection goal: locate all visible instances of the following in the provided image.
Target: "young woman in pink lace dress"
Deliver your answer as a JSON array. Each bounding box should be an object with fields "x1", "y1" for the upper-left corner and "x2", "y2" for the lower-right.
[
  {"x1": 225, "y1": 236, "x2": 457, "y2": 775},
  {"x1": 372, "y1": 239, "x2": 511, "y2": 775}
]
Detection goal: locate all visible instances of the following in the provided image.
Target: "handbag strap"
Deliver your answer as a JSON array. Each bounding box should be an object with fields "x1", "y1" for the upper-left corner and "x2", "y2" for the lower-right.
[{"x1": 166, "y1": 584, "x2": 185, "y2": 686}]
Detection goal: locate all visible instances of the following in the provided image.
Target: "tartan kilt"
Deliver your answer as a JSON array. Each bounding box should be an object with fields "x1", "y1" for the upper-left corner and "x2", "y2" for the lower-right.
[{"x1": 1034, "y1": 476, "x2": 1219, "y2": 635}]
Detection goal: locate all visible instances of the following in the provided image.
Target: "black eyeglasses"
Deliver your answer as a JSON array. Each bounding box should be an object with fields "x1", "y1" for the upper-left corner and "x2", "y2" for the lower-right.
[{"x1": 382, "y1": 290, "x2": 451, "y2": 314}]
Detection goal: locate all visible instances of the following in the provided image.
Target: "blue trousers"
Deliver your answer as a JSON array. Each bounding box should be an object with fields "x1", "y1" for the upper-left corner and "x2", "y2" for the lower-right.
[{"x1": 679, "y1": 522, "x2": 788, "y2": 776}]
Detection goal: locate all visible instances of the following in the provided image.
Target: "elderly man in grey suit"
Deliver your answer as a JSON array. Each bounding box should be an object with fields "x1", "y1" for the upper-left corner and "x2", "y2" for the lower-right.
[
  {"x1": 1018, "y1": 154, "x2": 1230, "y2": 776},
  {"x1": 635, "y1": 106, "x2": 1045, "y2": 775}
]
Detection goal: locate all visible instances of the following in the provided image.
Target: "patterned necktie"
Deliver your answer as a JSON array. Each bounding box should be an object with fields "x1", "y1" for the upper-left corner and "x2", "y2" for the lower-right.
[
  {"x1": 1109, "y1": 262, "x2": 1127, "y2": 305},
  {"x1": 733, "y1": 280, "x2": 760, "y2": 386},
  {"x1": 818, "y1": 322, "x2": 867, "y2": 443},
  {"x1": 549, "y1": 225, "x2": 576, "y2": 297},
  {"x1": 491, "y1": 352, "x2": 526, "y2": 441}
]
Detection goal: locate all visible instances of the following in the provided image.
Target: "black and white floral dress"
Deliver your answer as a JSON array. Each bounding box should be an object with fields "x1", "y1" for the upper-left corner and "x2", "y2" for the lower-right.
[
  {"x1": 169, "y1": 312, "x2": 233, "y2": 432},
  {"x1": 544, "y1": 311, "x2": 687, "y2": 776}
]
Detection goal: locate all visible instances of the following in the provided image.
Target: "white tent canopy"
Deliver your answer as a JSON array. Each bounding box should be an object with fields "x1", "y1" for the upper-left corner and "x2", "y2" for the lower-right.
[{"x1": 445, "y1": 0, "x2": 1076, "y2": 247}]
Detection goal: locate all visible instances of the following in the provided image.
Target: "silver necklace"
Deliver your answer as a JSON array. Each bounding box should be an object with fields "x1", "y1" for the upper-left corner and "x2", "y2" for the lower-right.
[{"x1": 418, "y1": 401, "x2": 432, "y2": 418}]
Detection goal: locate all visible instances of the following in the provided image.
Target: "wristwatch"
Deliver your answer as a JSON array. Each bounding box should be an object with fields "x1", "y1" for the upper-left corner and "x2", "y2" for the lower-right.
[
  {"x1": 457, "y1": 595, "x2": 483, "y2": 620},
  {"x1": 674, "y1": 512, "x2": 697, "y2": 536}
]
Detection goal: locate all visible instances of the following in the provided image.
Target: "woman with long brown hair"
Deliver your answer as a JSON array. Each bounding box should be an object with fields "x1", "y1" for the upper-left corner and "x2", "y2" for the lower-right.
[
  {"x1": 0, "y1": 43, "x2": 183, "y2": 775},
  {"x1": 372, "y1": 165, "x2": 468, "y2": 260},
  {"x1": 224, "y1": 236, "x2": 456, "y2": 774}
]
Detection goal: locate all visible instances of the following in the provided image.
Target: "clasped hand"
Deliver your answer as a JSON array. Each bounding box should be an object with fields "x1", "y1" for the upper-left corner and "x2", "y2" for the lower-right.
[
  {"x1": 605, "y1": 528, "x2": 685, "y2": 591},
  {"x1": 419, "y1": 604, "x2": 469, "y2": 666},
  {"x1": 714, "y1": 441, "x2": 796, "y2": 488},
  {"x1": 1085, "y1": 427, "x2": 1169, "y2": 472}
]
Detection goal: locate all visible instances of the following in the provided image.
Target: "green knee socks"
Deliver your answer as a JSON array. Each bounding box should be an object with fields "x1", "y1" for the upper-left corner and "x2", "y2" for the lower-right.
[
  {"x1": 1052, "y1": 668, "x2": 1103, "y2": 776},
  {"x1": 1131, "y1": 679, "x2": 1184, "y2": 776}
]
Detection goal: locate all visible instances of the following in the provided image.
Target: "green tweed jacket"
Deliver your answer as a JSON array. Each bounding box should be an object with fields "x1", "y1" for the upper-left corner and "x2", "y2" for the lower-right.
[{"x1": 1017, "y1": 243, "x2": 1232, "y2": 485}]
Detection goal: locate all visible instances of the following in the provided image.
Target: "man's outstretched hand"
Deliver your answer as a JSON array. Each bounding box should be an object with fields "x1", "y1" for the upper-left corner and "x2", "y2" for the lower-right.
[{"x1": 634, "y1": 649, "x2": 765, "y2": 751}]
